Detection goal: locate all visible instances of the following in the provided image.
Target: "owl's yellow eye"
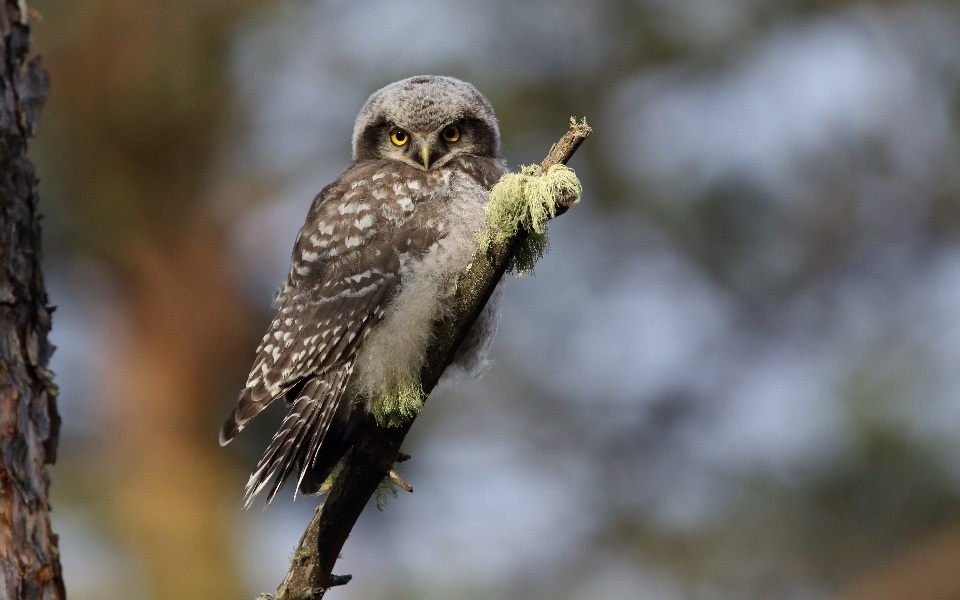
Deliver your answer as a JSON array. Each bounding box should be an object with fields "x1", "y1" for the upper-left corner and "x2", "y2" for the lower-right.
[
  {"x1": 390, "y1": 129, "x2": 409, "y2": 146},
  {"x1": 441, "y1": 125, "x2": 460, "y2": 143}
]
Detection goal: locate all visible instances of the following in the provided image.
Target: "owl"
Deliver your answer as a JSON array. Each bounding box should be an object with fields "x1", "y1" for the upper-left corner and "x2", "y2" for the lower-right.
[{"x1": 219, "y1": 76, "x2": 506, "y2": 507}]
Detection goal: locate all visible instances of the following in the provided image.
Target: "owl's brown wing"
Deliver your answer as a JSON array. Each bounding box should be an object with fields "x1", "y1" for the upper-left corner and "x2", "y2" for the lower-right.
[
  {"x1": 219, "y1": 162, "x2": 439, "y2": 505},
  {"x1": 237, "y1": 229, "x2": 440, "y2": 506}
]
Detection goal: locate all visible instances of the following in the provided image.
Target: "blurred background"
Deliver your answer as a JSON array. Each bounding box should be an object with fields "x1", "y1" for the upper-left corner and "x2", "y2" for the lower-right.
[{"x1": 28, "y1": 0, "x2": 960, "y2": 598}]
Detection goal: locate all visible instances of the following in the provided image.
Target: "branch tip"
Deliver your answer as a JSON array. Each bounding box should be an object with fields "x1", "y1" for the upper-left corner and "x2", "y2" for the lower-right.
[{"x1": 327, "y1": 574, "x2": 352, "y2": 588}]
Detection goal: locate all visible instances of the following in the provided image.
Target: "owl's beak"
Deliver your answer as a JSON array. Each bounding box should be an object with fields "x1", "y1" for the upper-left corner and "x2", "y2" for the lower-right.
[{"x1": 420, "y1": 145, "x2": 432, "y2": 170}]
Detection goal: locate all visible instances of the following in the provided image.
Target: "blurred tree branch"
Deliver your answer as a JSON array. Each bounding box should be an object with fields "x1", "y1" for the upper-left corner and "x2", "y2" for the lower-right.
[
  {"x1": 839, "y1": 515, "x2": 960, "y2": 600},
  {"x1": 0, "y1": 2, "x2": 65, "y2": 598},
  {"x1": 266, "y1": 121, "x2": 591, "y2": 600}
]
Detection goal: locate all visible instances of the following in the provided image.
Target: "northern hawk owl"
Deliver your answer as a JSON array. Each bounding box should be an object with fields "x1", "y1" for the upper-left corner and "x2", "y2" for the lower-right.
[{"x1": 220, "y1": 76, "x2": 505, "y2": 506}]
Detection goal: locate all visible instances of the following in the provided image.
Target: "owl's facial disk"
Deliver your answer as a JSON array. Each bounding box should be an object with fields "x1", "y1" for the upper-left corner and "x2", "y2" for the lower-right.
[
  {"x1": 352, "y1": 76, "x2": 501, "y2": 162},
  {"x1": 385, "y1": 124, "x2": 462, "y2": 170},
  {"x1": 355, "y1": 103, "x2": 497, "y2": 166}
]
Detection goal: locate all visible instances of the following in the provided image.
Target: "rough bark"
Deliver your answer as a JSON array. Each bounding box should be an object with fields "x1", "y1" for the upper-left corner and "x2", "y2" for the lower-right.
[
  {"x1": 267, "y1": 121, "x2": 591, "y2": 600},
  {"x1": 0, "y1": 3, "x2": 65, "y2": 599}
]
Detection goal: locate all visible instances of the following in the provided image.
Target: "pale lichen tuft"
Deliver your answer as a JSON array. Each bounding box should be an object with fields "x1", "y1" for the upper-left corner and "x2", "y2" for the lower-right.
[
  {"x1": 479, "y1": 163, "x2": 582, "y2": 275},
  {"x1": 372, "y1": 378, "x2": 425, "y2": 428},
  {"x1": 318, "y1": 460, "x2": 345, "y2": 495},
  {"x1": 375, "y1": 477, "x2": 400, "y2": 511}
]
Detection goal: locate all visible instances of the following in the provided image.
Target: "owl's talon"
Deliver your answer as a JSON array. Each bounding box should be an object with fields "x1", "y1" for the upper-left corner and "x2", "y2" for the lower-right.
[{"x1": 388, "y1": 469, "x2": 413, "y2": 493}]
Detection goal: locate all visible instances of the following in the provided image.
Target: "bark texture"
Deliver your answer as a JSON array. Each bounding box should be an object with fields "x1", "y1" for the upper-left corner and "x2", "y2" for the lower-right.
[{"x1": 0, "y1": 3, "x2": 64, "y2": 599}]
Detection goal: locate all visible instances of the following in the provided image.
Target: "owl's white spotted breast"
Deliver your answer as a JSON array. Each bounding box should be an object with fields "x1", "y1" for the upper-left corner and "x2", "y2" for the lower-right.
[{"x1": 350, "y1": 155, "x2": 506, "y2": 404}]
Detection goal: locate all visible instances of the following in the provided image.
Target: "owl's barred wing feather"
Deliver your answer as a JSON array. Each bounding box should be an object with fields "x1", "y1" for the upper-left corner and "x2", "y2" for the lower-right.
[
  {"x1": 232, "y1": 269, "x2": 388, "y2": 506},
  {"x1": 218, "y1": 161, "x2": 441, "y2": 506},
  {"x1": 243, "y1": 369, "x2": 351, "y2": 507},
  {"x1": 219, "y1": 227, "x2": 437, "y2": 445},
  {"x1": 238, "y1": 229, "x2": 441, "y2": 505},
  {"x1": 219, "y1": 163, "x2": 426, "y2": 445}
]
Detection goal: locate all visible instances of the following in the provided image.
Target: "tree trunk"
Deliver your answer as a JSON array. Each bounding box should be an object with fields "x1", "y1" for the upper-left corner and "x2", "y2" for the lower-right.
[{"x1": 0, "y1": 3, "x2": 65, "y2": 599}]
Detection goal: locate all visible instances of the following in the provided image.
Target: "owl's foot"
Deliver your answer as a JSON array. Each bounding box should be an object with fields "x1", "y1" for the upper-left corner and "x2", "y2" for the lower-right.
[{"x1": 388, "y1": 469, "x2": 413, "y2": 493}]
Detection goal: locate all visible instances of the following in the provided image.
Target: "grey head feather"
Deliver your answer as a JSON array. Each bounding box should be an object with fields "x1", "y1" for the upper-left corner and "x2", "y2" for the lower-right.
[{"x1": 352, "y1": 75, "x2": 500, "y2": 159}]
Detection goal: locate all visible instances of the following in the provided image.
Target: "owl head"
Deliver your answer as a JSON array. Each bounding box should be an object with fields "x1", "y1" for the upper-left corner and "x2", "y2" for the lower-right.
[{"x1": 352, "y1": 75, "x2": 501, "y2": 170}]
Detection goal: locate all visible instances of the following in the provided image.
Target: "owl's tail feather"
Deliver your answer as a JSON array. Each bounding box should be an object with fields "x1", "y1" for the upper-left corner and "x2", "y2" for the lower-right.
[
  {"x1": 295, "y1": 409, "x2": 364, "y2": 497},
  {"x1": 242, "y1": 367, "x2": 352, "y2": 508}
]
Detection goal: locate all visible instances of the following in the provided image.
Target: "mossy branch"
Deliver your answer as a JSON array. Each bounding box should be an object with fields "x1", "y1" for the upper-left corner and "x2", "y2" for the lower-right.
[
  {"x1": 479, "y1": 163, "x2": 581, "y2": 275},
  {"x1": 263, "y1": 119, "x2": 591, "y2": 600}
]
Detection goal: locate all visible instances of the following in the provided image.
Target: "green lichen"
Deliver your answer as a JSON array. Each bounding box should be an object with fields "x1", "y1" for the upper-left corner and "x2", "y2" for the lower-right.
[
  {"x1": 372, "y1": 378, "x2": 425, "y2": 428},
  {"x1": 289, "y1": 548, "x2": 311, "y2": 565},
  {"x1": 317, "y1": 460, "x2": 344, "y2": 495},
  {"x1": 478, "y1": 163, "x2": 582, "y2": 276},
  {"x1": 375, "y1": 476, "x2": 399, "y2": 511}
]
